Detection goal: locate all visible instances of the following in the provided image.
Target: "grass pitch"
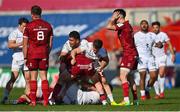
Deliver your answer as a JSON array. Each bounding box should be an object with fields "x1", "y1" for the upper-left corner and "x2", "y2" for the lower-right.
[{"x1": 0, "y1": 87, "x2": 180, "y2": 111}]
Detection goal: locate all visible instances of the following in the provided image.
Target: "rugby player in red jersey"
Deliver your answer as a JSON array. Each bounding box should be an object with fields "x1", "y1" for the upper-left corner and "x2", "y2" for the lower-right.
[
  {"x1": 106, "y1": 9, "x2": 138, "y2": 106},
  {"x1": 23, "y1": 5, "x2": 53, "y2": 106}
]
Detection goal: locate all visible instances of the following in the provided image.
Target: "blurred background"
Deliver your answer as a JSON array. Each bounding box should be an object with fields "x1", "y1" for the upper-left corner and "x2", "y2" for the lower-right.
[{"x1": 0, "y1": 0, "x2": 179, "y2": 88}]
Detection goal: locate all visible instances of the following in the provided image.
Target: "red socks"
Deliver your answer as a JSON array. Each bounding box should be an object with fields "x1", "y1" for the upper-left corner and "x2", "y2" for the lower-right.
[
  {"x1": 122, "y1": 82, "x2": 129, "y2": 97},
  {"x1": 42, "y1": 80, "x2": 49, "y2": 105},
  {"x1": 100, "y1": 94, "x2": 107, "y2": 102},
  {"x1": 30, "y1": 80, "x2": 37, "y2": 104}
]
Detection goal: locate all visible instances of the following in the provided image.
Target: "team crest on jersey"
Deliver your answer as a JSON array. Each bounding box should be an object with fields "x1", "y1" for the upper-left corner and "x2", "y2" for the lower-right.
[{"x1": 117, "y1": 23, "x2": 124, "y2": 27}]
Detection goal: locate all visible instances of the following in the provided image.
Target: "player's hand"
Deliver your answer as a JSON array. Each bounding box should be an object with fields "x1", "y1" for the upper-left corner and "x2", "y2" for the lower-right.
[
  {"x1": 171, "y1": 54, "x2": 176, "y2": 63},
  {"x1": 71, "y1": 58, "x2": 76, "y2": 65},
  {"x1": 96, "y1": 67, "x2": 103, "y2": 73},
  {"x1": 111, "y1": 11, "x2": 120, "y2": 21},
  {"x1": 18, "y1": 42, "x2": 23, "y2": 48},
  {"x1": 24, "y1": 59, "x2": 27, "y2": 65},
  {"x1": 155, "y1": 41, "x2": 163, "y2": 48}
]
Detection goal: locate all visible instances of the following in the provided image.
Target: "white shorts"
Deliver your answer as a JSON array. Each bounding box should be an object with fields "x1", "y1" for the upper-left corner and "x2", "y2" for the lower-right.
[
  {"x1": 63, "y1": 83, "x2": 100, "y2": 105},
  {"x1": 155, "y1": 55, "x2": 167, "y2": 68},
  {"x1": 11, "y1": 59, "x2": 28, "y2": 71},
  {"x1": 138, "y1": 56, "x2": 156, "y2": 71}
]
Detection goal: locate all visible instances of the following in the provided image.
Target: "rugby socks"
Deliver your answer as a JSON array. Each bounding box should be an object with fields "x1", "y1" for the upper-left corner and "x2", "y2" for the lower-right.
[
  {"x1": 159, "y1": 76, "x2": 165, "y2": 93},
  {"x1": 30, "y1": 80, "x2": 37, "y2": 105},
  {"x1": 154, "y1": 81, "x2": 160, "y2": 95},
  {"x1": 122, "y1": 82, "x2": 129, "y2": 102},
  {"x1": 100, "y1": 94, "x2": 107, "y2": 105},
  {"x1": 51, "y1": 83, "x2": 62, "y2": 100},
  {"x1": 107, "y1": 94, "x2": 115, "y2": 103},
  {"x1": 140, "y1": 90, "x2": 145, "y2": 96},
  {"x1": 42, "y1": 80, "x2": 49, "y2": 106}
]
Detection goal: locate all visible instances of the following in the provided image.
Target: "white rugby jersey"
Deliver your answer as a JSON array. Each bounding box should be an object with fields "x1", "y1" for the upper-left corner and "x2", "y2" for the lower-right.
[
  {"x1": 8, "y1": 28, "x2": 24, "y2": 60},
  {"x1": 61, "y1": 39, "x2": 88, "y2": 53},
  {"x1": 134, "y1": 31, "x2": 156, "y2": 57},
  {"x1": 79, "y1": 41, "x2": 108, "y2": 60},
  {"x1": 152, "y1": 32, "x2": 169, "y2": 57}
]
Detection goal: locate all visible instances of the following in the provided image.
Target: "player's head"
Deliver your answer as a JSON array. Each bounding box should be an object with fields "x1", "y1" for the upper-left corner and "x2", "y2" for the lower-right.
[
  {"x1": 140, "y1": 20, "x2": 149, "y2": 32},
  {"x1": 92, "y1": 39, "x2": 103, "y2": 54},
  {"x1": 69, "y1": 31, "x2": 80, "y2": 48},
  {"x1": 31, "y1": 5, "x2": 42, "y2": 20},
  {"x1": 152, "y1": 21, "x2": 161, "y2": 34},
  {"x1": 18, "y1": 17, "x2": 29, "y2": 31},
  {"x1": 113, "y1": 9, "x2": 126, "y2": 23}
]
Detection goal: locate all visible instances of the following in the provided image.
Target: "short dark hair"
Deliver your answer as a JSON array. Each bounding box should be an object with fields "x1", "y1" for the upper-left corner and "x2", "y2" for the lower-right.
[
  {"x1": 18, "y1": 17, "x2": 29, "y2": 25},
  {"x1": 69, "y1": 31, "x2": 80, "y2": 40},
  {"x1": 113, "y1": 9, "x2": 126, "y2": 18},
  {"x1": 152, "y1": 21, "x2": 161, "y2": 27},
  {"x1": 31, "y1": 5, "x2": 42, "y2": 16},
  {"x1": 93, "y1": 39, "x2": 103, "y2": 49},
  {"x1": 140, "y1": 20, "x2": 149, "y2": 25}
]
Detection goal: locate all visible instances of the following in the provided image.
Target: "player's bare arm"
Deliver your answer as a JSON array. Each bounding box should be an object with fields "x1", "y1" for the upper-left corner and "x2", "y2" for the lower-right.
[
  {"x1": 23, "y1": 37, "x2": 28, "y2": 59},
  {"x1": 166, "y1": 40, "x2": 175, "y2": 62},
  {"x1": 97, "y1": 56, "x2": 109, "y2": 72},
  {"x1": 49, "y1": 35, "x2": 53, "y2": 53},
  {"x1": 70, "y1": 47, "x2": 83, "y2": 65},
  {"x1": 8, "y1": 40, "x2": 22, "y2": 49}
]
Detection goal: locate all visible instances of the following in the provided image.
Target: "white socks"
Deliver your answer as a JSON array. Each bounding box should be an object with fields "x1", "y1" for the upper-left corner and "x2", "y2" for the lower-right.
[
  {"x1": 107, "y1": 94, "x2": 114, "y2": 103},
  {"x1": 124, "y1": 97, "x2": 129, "y2": 102},
  {"x1": 154, "y1": 75, "x2": 165, "y2": 95},
  {"x1": 154, "y1": 81, "x2": 160, "y2": 95},
  {"x1": 140, "y1": 90, "x2": 145, "y2": 96},
  {"x1": 159, "y1": 77, "x2": 165, "y2": 93}
]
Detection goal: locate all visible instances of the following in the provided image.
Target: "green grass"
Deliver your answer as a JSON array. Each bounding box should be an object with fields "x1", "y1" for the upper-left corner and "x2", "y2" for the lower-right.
[{"x1": 0, "y1": 87, "x2": 180, "y2": 111}]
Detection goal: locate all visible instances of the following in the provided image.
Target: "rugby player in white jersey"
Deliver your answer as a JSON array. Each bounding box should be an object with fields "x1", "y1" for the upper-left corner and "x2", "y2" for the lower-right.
[
  {"x1": 134, "y1": 20, "x2": 158, "y2": 101},
  {"x1": 70, "y1": 39, "x2": 116, "y2": 105},
  {"x1": 1, "y1": 17, "x2": 30, "y2": 104},
  {"x1": 152, "y1": 21, "x2": 175, "y2": 99}
]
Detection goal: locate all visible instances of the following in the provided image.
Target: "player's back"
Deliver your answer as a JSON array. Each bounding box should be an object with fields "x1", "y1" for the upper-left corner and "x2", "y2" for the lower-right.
[{"x1": 24, "y1": 19, "x2": 53, "y2": 59}]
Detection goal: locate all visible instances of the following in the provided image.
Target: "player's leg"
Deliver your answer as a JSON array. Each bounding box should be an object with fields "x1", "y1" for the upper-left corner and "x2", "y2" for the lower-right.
[
  {"x1": 99, "y1": 72, "x2": 116, "y2": 105},
  {"x1": 90, "y1": 73, "x2": 107, "y2": 105},
  {"x1": 119, "y1": 67, "x2": 131, "y2": 105},
  {"x1": 39, "y1": 58, "x2": 49, "y2": 106},
  {"x1": 127, "y1": 71, "x2": 139, "y2": 105},
  {"x1": 1, "y1": 59, "x2": 20, "y2": 103},
  {"x1": 146, "y1": 57, "x2": 158, "y2": 99},
  {"x1": 158, "y1": 55, "x2": 167, "y2": 98},
  {"x1": 50, "y1": 69, "x2": 71, "y2": 105},
  {"x1": 26, "y1": 59, "x2": 38, "y2": 106},
  {"x1": 153, "y1": 58, "x2": 160, "y2": 99},
  {"x1": 22, "y1": 65, "x2": 30, "y2": 96},
  {"x1": 158, "y1": 66, "x2": 166, "y2": 98},
  {"x1": 139, "y1": 69, "x2": 146, "y2": 100}
]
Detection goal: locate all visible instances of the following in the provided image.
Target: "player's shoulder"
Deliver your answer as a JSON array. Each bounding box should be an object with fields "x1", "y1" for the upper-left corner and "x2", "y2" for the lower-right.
[
  {"x1": 134, "y1": 31, "x2": 141, "y2": 37},
  {"x1": 41, "y1": 19, "x2": 52, "y2": 27},
  {"x1": 148, "y1": 32, "x2": 156, "y2": 36},
  {"x1": 159, "y1": 32, "x2": 168, "y2": 36},
  {"x1": 81, "y1": 39, "x2": 89, "y2": 44}
]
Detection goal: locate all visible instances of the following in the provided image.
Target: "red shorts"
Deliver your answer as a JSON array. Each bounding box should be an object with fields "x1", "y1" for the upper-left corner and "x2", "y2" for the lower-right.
[
  {"x1": 120, "y1": 55, "x2": 138, "y2": 70},
  {"x1": 26, "y1": 58, "x2": 48, "y2": 71},
  {"x1": 70, "y1": 54, "x2": 95, "y2": 77}
]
